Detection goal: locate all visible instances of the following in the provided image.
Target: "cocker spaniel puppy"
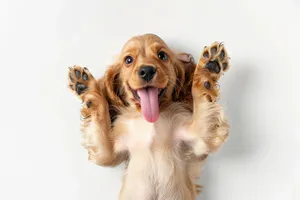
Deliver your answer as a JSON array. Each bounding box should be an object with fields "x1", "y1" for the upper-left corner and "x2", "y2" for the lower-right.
[{"x1": 68, "y1": 34, "x2": 230, "y2": 200}]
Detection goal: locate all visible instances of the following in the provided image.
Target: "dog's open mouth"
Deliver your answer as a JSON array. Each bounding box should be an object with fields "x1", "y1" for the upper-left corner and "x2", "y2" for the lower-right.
[
  {"x1": 130, "y1": 87, "x2": 166, "y2": 102},
  {"x1": 129, "y1": 86, "x2": 166, "y2": 123}
]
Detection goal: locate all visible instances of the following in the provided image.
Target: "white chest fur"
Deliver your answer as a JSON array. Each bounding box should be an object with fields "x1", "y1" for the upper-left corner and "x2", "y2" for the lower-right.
[
  {"x1": 114, "y1": 104, "x2": 193, "y2": 153},
  {"x1": 125, "y1": 117, "x2": 156, "y2": 151},
  {"x1": 115, "y1": 114, "x2": 169, "y2": 153},
  {"x1": 113, "y1": 105, "x2": 200, "y2": 200}
]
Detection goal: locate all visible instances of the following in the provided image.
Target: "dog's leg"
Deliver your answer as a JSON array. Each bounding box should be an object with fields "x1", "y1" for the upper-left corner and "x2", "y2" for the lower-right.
[
  {"x1": 68, "y1": 66, "x2": 125, "y2": 166},
  {"x1": 183, "y1": 42, "x2": 230, "y2": 156}
]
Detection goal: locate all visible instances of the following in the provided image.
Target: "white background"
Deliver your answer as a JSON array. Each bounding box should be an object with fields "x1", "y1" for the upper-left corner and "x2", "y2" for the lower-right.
[{"x1": 0, "y1": 0, "x2": 299, "y2": 200}]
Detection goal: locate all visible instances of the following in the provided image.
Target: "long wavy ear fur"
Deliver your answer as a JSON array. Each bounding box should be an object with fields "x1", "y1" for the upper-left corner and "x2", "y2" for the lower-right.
[
  {"x1": 104, "y1": 64, "x2": 125, "y2": 107},
  {"x1": 172, "y1": 58, "x2": 196, "y2": 104},
  {"x1": 172, "y1": 59, "x2": 185, "y2": 100}
]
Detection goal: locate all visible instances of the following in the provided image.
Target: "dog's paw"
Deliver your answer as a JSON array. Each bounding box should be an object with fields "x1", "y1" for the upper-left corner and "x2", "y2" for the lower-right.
[
  {"x1": 68, "y1": 65, "x2": 97, "y2": 97},
  {"x1": 200, "y1": 42, "x2": 230, "y2": 80},
  {"x1": 192, "y1": 42, "x2": 230, "y2": 101}
]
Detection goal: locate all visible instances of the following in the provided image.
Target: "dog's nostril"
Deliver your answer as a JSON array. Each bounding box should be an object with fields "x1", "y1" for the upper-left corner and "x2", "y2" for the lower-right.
[
  {"x1": 138, "y1": 66, "x2": 156, "y2": 82},
  {"x1": 140, "y1": 70, "x2": 146, "y2": 77}
]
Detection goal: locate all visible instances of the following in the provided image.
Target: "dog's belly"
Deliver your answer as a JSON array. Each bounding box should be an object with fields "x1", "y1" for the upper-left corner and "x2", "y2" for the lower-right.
[
  {"x1": 115, "y1": 106, "x2": 195, "y2": 200},
  {"x1": 121, "y1": 149, "x2": 190, "y2": 200}
]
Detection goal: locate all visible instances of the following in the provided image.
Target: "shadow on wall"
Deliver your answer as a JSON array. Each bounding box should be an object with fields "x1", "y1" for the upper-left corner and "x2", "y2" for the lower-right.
[
  {"x1": 198, "y1": 65, "x2": 264, "y2": 200},
  {"x1": 222, "y1": 66, "x2": 261, "y2": 159}
]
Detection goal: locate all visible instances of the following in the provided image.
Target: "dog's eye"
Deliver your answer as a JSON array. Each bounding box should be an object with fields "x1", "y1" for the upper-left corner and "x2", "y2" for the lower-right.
[
  {"x1": 158, "y1": 51, "x2": 168, "y2": 61},
  {"x1": 125, "y1": 56, "x2": 134, "y2": 64}
]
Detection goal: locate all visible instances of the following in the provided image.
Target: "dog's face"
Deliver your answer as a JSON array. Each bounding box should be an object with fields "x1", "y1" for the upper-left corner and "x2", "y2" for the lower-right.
[{"x1": 105, "y1": 34, "x2": 185, "y2": 123}]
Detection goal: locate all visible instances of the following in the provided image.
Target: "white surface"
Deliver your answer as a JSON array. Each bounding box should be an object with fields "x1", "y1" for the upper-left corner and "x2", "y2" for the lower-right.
[{"x1": 0, "y1": 0, "x2": 299, "y2": 199}]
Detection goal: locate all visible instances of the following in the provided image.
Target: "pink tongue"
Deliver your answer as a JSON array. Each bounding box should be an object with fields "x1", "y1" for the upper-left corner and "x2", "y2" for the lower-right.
[{"x1": 137, "y1": 87, "x2": 159, "y2": 123}]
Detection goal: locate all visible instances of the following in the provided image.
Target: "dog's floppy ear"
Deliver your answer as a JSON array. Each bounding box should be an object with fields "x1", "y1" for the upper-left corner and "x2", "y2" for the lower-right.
[
  {"x1": 172, "y1": 59, "x2": 185, "y2": 100},
  {"x1": 172, "y1": 53, "x2": 196, "y2": 102},
  {"x1": 104, "y1": 64, "x2": 126, "y2": 107}
]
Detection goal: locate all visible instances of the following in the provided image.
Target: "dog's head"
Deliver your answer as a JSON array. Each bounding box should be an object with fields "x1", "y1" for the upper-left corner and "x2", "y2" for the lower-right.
[{"x1": 105, "y1": 34, "x2": 186, "y2": 123}]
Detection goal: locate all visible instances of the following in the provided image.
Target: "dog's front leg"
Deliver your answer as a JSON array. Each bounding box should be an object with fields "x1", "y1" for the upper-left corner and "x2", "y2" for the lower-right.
[
  {"x1": 68, "y1": 66, "x2": 126, "y2": 166},
  {"x1": 182, "y1": 42, "x2": 231, "y2": 156}
]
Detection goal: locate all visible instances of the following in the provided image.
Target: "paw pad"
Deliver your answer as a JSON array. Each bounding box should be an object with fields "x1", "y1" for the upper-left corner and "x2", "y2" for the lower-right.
[
  {"x1": 201, "y1": 41, "x2": 230, "y2": 75},
  {"x1": 222, "y1": 62, "x2": 228, "y2": 71},
  {"x1": 210, "y1": 46, "x2": 217, "y2": 57},
  {"x1": 76, "y1": 83, "x2": 87, "y2": 95},
  {"x1": 82, "y1": 71, "x2": 88, "y2": 81},
  {"x1": 219, "y1": 49, "x2": 225, "y2": 60},
  {"x1": 68, "y1": 66, "x2": 92, "y2": 96},
  {"x1": 205, "y1": 61, "x2": 220, "y2": 74},
  {"x1": 75, "y1": 69, "x2": 81, "y2": 79}
]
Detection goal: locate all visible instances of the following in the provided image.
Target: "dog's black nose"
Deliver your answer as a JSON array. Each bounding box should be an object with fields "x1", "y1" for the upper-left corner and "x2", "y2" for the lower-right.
[{"x1": 138, "y1": 66, "x2": 156, "y2": 82}]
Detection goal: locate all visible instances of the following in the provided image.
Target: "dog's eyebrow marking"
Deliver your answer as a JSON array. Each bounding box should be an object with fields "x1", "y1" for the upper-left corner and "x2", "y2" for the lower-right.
[
  {"x1": 150, "y1": 42, "x2": 167, "y2": 50},
  {"x1": 122, "y1": 47, "x2": 140, "y2": 58}
]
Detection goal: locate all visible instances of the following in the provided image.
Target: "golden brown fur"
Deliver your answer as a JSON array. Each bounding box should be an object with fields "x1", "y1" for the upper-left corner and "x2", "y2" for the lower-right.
[{"x1": 68, "y1": 34, "x2": 230, "y2": 199}]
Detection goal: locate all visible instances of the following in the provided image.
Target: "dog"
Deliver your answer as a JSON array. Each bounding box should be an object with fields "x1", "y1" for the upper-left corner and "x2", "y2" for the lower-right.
[{"x1": 68, "y1": 33, "x2": 230, "y2": 200}]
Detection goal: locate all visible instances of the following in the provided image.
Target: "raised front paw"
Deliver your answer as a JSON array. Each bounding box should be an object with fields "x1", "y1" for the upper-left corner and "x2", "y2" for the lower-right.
[
  {"x1": 192, "y1": 42, "x2": 230, "y2": 102},
  {"x1": 200, "y1": 42, "x2": 230, "y2": 78},
  {"x1": 191, "y1": 42, "x2": 230, "y2": 152},
  {"x1": 68, "y1": 65, "x2": 97, "y2": 97}
]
